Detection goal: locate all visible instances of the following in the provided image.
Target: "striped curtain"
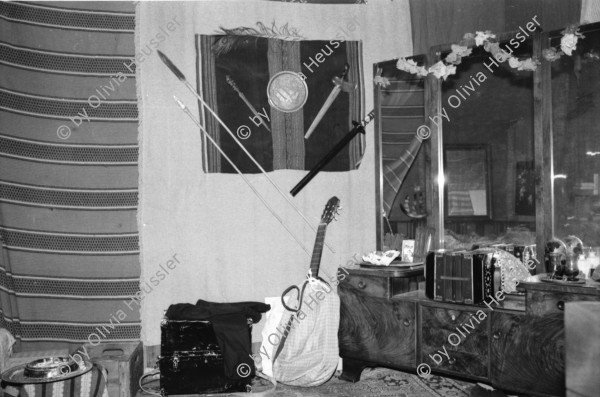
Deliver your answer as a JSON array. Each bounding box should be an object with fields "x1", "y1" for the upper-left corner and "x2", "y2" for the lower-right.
[
  {"x1": 0, "y1": 1, "x2": 140, "y2": 352},
  {"x1": 408, "y1": 0, "x2": 582, "y2": 56}
]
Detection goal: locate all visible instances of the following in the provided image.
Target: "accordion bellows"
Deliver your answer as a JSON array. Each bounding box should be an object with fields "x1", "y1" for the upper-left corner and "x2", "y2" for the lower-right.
[{"x1": 425, "y1": 248, "x2": 532, "y2": 303}]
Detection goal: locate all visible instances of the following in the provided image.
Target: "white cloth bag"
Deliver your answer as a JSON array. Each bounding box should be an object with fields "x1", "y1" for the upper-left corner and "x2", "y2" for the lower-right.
[{"x1": 271, "y1": 279, "x2": 340, "y2": 386}]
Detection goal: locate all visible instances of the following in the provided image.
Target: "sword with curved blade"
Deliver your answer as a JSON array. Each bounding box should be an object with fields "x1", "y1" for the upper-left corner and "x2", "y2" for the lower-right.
[{"x1": 304, "y1": 63, "x2": 357, "y2": 139}]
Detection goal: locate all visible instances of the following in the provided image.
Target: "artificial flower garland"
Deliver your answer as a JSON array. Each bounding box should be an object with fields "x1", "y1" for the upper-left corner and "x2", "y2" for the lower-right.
[
  {"x1": 396, "y1": 30, "x2": 538, "y2": 83},
  {"x1": 543, "y1": 25, "x2": 584, "y2": 61},
  {"x1": 373, "y1": 72, "x2": 390, "y2": 88},
  {"x1": 375, "y1": 25, "x2": 583, "y2": 87}
]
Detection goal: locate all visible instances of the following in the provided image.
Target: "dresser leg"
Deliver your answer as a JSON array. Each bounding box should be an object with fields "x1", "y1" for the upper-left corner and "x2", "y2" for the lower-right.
[{"x1": 340, "y1": 358, "x2": 369, "y2": 382}]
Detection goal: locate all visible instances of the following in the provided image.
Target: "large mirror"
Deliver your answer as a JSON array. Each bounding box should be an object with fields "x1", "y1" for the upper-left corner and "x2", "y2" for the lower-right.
[
  {"x1": 374, "y1": 23, "x2": 600, "y2": 269},
  {"x1": 549, "y1": 22, "x2": 600, "y2": 262},
  {"x1": 438, "y1": 35, "x2": 537, "y2": 249}
]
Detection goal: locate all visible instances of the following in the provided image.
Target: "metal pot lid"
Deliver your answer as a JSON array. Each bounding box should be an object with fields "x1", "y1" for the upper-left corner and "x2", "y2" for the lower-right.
[{"x1": 1, "y1": 357, "x2": 93, "y2": 384}]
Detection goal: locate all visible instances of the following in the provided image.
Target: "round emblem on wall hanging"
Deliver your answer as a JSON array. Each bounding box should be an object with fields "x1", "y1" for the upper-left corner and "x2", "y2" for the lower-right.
[{"x1": 267, "y1": 71, "x2": 308, "y2": 113}]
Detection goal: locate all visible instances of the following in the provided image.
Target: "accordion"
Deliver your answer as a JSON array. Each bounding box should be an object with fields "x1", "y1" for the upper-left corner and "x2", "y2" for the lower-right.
[
  {"x1": 158, "y1": 318, "x2": 252, "y2": 396},
  {"x1": 425, "y1": 250, "x2": 497, "y2": 304}
]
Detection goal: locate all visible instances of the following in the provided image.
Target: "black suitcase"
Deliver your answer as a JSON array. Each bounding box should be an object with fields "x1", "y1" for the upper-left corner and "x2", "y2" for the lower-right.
[
  {"x1": 158, "y1": 318, "x2": 253, "y2": 395},
  {"x1": 161, "y1": 318, "x2": 221, "y2": 354}
]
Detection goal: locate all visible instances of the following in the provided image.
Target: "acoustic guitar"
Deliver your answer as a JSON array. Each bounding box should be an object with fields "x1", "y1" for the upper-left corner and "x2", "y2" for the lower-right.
[
  {"x1": 279, "y1": 196, "x2": 340, "y2": 314},
  {"x1": 271, "y1": 196, "x2": 341, "y2": 386}
]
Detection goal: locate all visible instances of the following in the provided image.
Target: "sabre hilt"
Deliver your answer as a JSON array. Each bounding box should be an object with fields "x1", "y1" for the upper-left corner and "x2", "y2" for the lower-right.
[
  {"x1": 352, "y1": 110, "x2": 375, "y2": 133},
  {"x1": 359, "y1": 110, "x2": 375, "y2": 128},
  {"x1": 334, "y1": 63, "x2": 357, "y2": 93}
]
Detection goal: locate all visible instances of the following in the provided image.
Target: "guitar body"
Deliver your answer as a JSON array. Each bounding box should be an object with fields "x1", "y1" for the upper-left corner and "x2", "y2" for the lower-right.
[
  {"x1": 273, "y1": 279, "x2": 340, "y2": 386},
  {"x1": 271, "y1": 196, "x2": 341, "y2": 387}
]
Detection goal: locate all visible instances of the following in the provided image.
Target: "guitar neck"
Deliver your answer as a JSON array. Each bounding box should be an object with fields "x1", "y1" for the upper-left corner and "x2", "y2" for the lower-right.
[{"x1": 309, "y1": 223, "x2": 328, "y2": 278}]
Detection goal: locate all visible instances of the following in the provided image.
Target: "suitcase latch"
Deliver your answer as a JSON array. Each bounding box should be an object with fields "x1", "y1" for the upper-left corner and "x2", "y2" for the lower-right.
[
  {"x1": 172, "y1": 353, "x2": 179, "y2": 371},
  {"x1": 205, "y1": 350, "x2": 219, "y2": 364}
]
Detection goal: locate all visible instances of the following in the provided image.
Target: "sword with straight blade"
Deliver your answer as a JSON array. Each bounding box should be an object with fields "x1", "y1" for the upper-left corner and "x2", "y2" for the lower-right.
[
  {"x1": 226, "y1": 75, "x2": 271, "y2": 133},
  {"x1": 291, "y1": 110, "x2": 375, "y2": 196}
]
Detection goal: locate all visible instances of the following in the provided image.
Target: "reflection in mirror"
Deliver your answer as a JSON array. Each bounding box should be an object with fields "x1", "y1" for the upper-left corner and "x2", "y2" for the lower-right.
[
  {"x1": 550, "y1": 23, "x2": 600, "y2": 272},
  {"x1": 444, "y1": 145, "x2": 491, "y2": 218},
  {"x1": 374, "y1": 56, "x2": 428, "y2": 251},
  {"x1": 440, "y1": 40, "x2": 536, "y2": 250}
]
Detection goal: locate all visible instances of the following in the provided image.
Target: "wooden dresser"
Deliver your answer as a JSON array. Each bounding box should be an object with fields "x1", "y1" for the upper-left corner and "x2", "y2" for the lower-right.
[{"x1": 338, "y1": 267, "x2": 600, "y2": 397}]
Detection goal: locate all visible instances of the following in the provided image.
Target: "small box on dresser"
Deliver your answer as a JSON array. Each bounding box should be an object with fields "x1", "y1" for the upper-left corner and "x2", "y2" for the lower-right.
[{"x1": 84, "y1": 341, "x2": 143, "y2": 397}]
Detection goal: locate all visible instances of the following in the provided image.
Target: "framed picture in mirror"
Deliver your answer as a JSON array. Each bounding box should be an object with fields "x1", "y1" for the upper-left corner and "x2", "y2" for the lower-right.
[
  {"x1": 444, "y1": 145, "x2": 491, "y2": 219},
  {"x1": 515, "y1": 161, "x2": 536, "y2": 216}
]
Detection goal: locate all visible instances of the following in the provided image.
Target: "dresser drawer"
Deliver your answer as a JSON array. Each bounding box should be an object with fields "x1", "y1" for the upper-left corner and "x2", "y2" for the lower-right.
[
  {"x1": 490, "y1": 311, "x2": 564, "y2": 396},
  {"x1": 420, "y1": 305, "x2": 489, "y2": 379},
  {"x1": 527, "y1": 290, "x2": 600, "y2": 316},
  {"x1": 346, "y1": 274, "x2": 389, "y2": 298},
  {"x1": 345, "y1": 269, "x2": 423, "y2": 299},
  {"x1": 339, "y1": 281, "x2": 417, "y2": 369}
]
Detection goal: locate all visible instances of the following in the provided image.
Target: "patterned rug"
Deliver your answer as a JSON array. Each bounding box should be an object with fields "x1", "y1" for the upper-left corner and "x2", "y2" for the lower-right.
[
  {"x1": 137, "y1": 367, "x2": 479, "y2": 396},
  {"x1": 248, "y1": 367, "x2": 473, "y2": 397}
]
